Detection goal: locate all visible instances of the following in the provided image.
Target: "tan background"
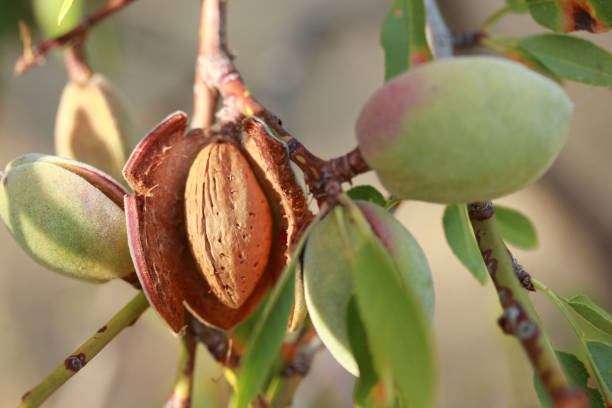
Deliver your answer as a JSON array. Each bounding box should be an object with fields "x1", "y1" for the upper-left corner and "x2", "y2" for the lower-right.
[{"x1": 0, "y1": 1, "x2": 610, "y2": 407}]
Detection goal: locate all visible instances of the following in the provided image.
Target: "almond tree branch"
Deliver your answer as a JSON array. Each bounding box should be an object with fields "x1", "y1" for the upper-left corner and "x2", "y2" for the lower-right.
[
  {"x1": 192, "y1": 0, "x2": 221, "y2": 128},
  {"x1": 14, "y1": 0, "x2": 137, "y2": 75},
  {"x1": 189, "y1": 315, "x2": 240, "y2": 368},
  {"x1": 467, "y1": 202, "x2": 587, "y2": 408},
  {"x1": 196, "y1": 0, "x2": 370, "y2": 205},
  {"x1": 164, "y1": 335, "x2": 197, "y2": 408},
  {"x1": 19, "y1": 292, "x2": 149, "y2": 408}
]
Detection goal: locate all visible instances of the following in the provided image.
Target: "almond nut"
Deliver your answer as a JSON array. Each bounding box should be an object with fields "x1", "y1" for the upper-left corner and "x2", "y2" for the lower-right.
[{"x1": 185, "y1": 142, "x2": 273, "y2": 309}]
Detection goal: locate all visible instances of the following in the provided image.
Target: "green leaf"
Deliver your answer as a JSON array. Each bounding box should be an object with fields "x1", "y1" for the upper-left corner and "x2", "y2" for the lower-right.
[
  {"x1": 341, "y1": 203, "x2": 436, "y2": 408},
  {"x1": 347, "y1": 296, "x2": 379, "y2": 406},
  {"x1": 231, "y1": 266, "x2": 294, "y2": 408},
  {"x1": 519, "y1": 34, "x2": 612, "y2": 86},
  {"x1": 442, "y1": 205, "x2": 488, "y2": 284},
  {"x1": 231, "y1": 214, "x2": 322, "y2": 408},
  {"x1": 534, "y1": 350, "x2": 605, "y2": 408},
  {"x1": 494, "y1": 205, "x2": 538, "y2": 249},
  {"x1": 502, "y1": 45, "x2": 562, "y2": 81},
  {"x1": 586, "y1": 341, "x2": 612, "y2": 402},
  {"x1": 506, "y1": 0, "x2": 528, "y2": 13},
  {"x1": 347, "y1": 185, "x2": 388, "y2": 208},
  {"x1": 526, "y1": 0, "x2": 612, "y2": 33},
  {"x1": 564, "y1": 295, "x2": 612, "y2": 337},
  {"x1": 381, "y1": 0, "x2": 432, "y2": 82},
  {"x1": 57, "y1": 0, "x2": 75, "y2": 25}
]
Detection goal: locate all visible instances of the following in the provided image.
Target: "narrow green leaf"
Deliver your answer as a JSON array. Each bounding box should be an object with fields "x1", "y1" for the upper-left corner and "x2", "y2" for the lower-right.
[
  {"x1": 534, "y1": 350, "x2": 605, "y2": 408},
  {"x1": 564, "y1": 295, "x2": 612, "y2": 336},
  {"x1": 57, "y1": 0, "x2": 75, "y2": 25},
  {"x1": 231, "y1": 214, "x2": 322, "y2": 408},
  {"x1": 381, "y1": 0, "x2": 432, "y2": 82},
  {"x1": 586, "y1": 341, "x2": 612, "y2": 402},
  {"x1": 495, "y1": 205, "x2": 538, "y2": 249},
  {"x1": 442, "y1": 205, "x2": 488, "y2": 284},
  {"x1": 341, "y1": 203, "x2": 436, "y2": 408},
  {"x1": 231, "y1": 268, "x2": 294, "y2": 408},
  {"x1": 519, "y1": 34, "x2": 612, "y2": 86},
  {"x1": 526, "y1": 0, "x2": 612, "y2": 33},
  {"x1": 346, "y1": 185, "x2": 388, "y2": 208},
  {"x1": 347, "y1": 296, "x2": 379, "y2": 406}
]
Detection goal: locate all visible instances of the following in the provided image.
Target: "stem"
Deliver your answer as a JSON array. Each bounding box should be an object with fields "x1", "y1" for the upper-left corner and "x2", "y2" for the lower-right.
[
  {"x1": 14, "y1": 0, "x2": 137, "y2": 75},
  {"x1": 189, "y1": 315, "x2": 240, "y2": 368},
  {"x1": 268, "y1": 337, "x2": 322, "y2": 408},
  {"x1": 480, "y1": 2, "x2": 528, "y2": 33},
  {"x1": 19, "y1": 292, "x2": 149, "y2": 408},
  {"x1": 64, "y1": 36, "x2": 92, "y2": 83},
  {"x1": 192, "y1": 0, "x2": 221, "y2": 128},
  {"x1": 467, "y1": 202, "x2": 587, "y2": 408},
  {"x1": 164, "y1": 335, "x2": 197, "y2": 408}
]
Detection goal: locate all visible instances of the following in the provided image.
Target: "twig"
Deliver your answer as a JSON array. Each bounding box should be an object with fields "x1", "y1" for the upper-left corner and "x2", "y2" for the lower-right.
[
  {"x1": 164, "y1": 335, "x2": 197, "y2": 408},
  {"x1": 64, "y1": 35, "x2": 92, "y2": 83},
  {"x1": 269, "y1": 337, "x2": 322, "y2": 408},
  {"x1": 467, "y1": 202, "x2": 588, "y2": 408},
  {"x1": 196, "y1": 0, "x2": 370, "y2": 206},
  {"x1": 14, "y1": 0, "x2": 137, "y2": 75},
  {"x1": 19, "y1": 292, "x2": 149, "y2": 408},
  {"x1": 189, "y1": 315, "x2": 240, "y2": 368},
  {"x1": 192, "y1": 0, "x2": 221, "y2": 128}
]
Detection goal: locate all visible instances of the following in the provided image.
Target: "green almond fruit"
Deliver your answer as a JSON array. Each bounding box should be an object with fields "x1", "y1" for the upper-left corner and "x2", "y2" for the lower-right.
[
  {"x1": 55, "y1": 73, "x2": 139, "y2": 183},
  {"x1": 0, "y1": 154, "x2": 132, "y2": 282},
  {"x1": 303, "y1": 200, "x2": 434, "y2": 376},
  {"x1": 356, "y1": 56, "x2": 572, "y2": 204}
]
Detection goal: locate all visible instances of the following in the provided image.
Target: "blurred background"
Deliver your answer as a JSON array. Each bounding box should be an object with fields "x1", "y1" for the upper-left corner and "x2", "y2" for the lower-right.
[{"x1": 0, "y1": 0, "x2": 610, "y2": 407}]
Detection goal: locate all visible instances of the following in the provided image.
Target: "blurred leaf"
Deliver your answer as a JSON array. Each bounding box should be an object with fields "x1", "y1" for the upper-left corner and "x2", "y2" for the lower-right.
[
  {"x1": 381, "y1": 0, "x2": 432, "y2": 82},
  {"x1": 526, "y1": 0, "x2": 611, "y2": 33},
  {"x1": 585, "y1": 341, "x2": 612, "y2": 402},
  {"x1": 495, "y1": 205, "x2": 538, "y2": 249},
  {"x1": 534, "y1": 350, "x2": 605, "y2": 408},
  {"x1": 564, "y1": 295, "x2": 612, "y2": 336},
  {"x1": 347, "y1": 296, "x2": 379, "y2": 406},
  {"x1": 506, "y1": 0, "x2": 528, "y2": 13},
  {"x1": 232, "y1": 213, "x2": 322, "y2": 408},
  {"x1": 342, "y1": 203, "x2": 436, "y2": 408},
  {"x1": 347, "y1": 185, "x2": 388, "y2": 208},
  {"x1": 519, "y1": 34, "x2": 612, "y2": 86},
  {"x1": 442, "y1": 205, "x2": 488, "y2": 284},
  {"x1": 502, "y1": 45, "x2": 562, "y2": 81},
  {"x1": 57, "y1": 0, "x2": 75, "y2": 25}
]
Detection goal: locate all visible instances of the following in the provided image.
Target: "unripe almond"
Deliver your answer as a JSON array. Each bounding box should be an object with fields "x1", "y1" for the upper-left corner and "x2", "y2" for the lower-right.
[
  {"x1": 0, "y1": 154, "x2": 132, "y2": 282},
  {"x1": 356, "y1": 56, "x2": 572, "y2": 203},
  {"x1": 55, "y1": 74, "x2": 138, "y2": 182},
  {"x1": 185, "y1": 142, "x2": 273, "y2": 309},
  {"x1": 303, "y1": 201, "x2": 434, "y2": 376}
]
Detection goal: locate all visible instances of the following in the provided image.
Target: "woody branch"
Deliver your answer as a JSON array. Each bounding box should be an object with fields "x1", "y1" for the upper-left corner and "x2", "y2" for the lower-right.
[
  {"x1": 195, "y1": 0, "x2": 370, "y2": 206},
  {"x1": 14, "y1": 0, "x2": 137, "y2": 75}
]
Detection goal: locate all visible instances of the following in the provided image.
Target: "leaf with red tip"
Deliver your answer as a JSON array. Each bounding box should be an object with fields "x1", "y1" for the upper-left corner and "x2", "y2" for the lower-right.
[
  {"x1": 526, "y1": 0, "x2": 611, "y2": 33},
  {"x1": 381, "y1": 0, "x2": 432, "y2": 82}
]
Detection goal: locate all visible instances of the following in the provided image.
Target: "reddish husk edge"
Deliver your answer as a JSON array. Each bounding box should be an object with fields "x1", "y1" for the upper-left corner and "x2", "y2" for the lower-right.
[{"x1": 123, "y1": 112, "x2": 311, "y2": 332}]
